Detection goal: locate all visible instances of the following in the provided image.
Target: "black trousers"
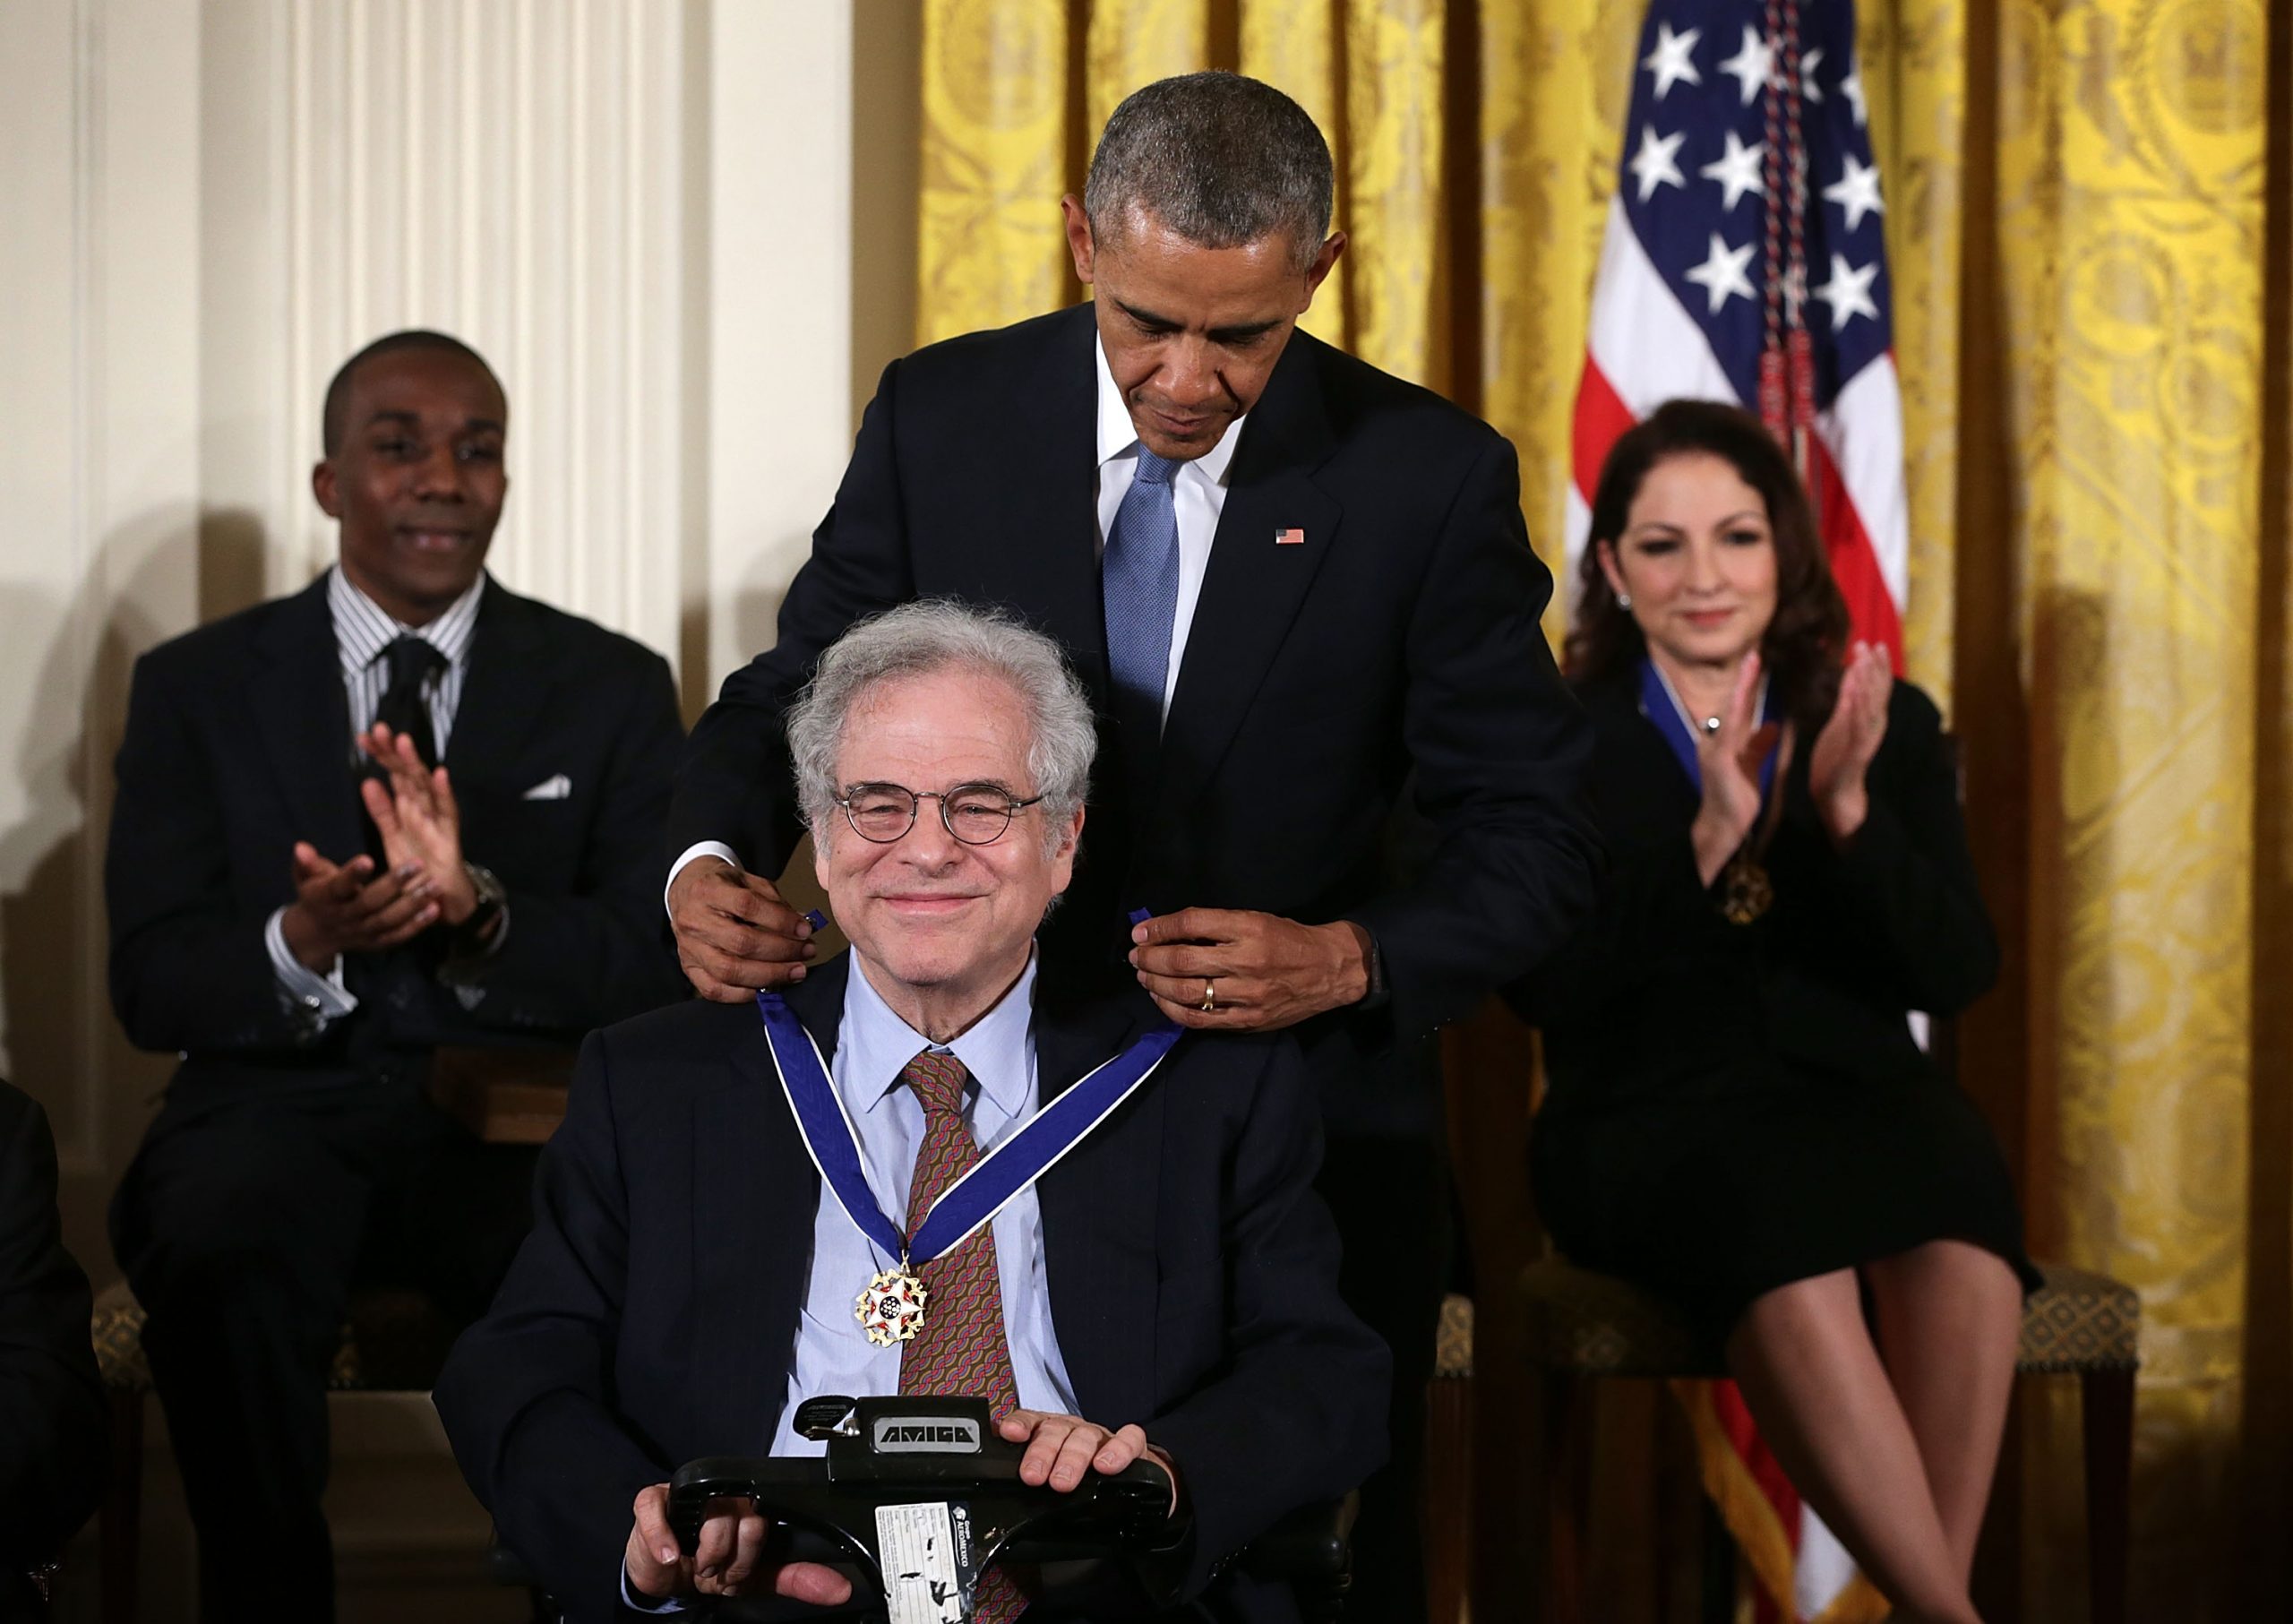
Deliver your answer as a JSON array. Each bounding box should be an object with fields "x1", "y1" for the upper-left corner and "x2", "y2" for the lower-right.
[
  {"x1": 109, "y1": 1078, "x2": 536, "y2": 1622},
  {"x1": 1315, "y1": 1131, "x2": 1448, "y2": 1624}
]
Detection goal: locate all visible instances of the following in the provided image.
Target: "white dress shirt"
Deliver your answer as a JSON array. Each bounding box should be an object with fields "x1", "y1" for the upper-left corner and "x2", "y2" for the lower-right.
[
  {"x1": 623, "y1": 949, "x2": 1079, "y2": 1614},
  {"x1": 264, "y1": 567, "x2": 486, "y2": 1027},
  {"x1": 666, "y1": 332, "x2": 1246, "y2": 898}
]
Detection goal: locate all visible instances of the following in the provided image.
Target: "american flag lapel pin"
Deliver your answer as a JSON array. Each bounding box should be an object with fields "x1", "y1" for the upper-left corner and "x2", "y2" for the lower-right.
[{"x1": 1275, "y1": 527, "x2": 1306, "y2": 546}]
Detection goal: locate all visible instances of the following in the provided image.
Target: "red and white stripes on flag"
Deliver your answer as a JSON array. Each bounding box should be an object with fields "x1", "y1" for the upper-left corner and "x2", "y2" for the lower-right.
[
  {"x1": 1564, "y1": 3, "x2": 1911, "y2": 1620},
  {"x1": 1565, "y1": 0, "x2": 1908, "y2": 668}
]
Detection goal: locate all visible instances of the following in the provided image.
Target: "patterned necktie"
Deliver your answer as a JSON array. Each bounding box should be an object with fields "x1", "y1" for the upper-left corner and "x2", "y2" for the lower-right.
[
  {"x1": 375, "y1": 635, "x2": 446, "y2": 769},
  {"x1": 1101, "y1": 449, "x2": 1183, "y2": 782},
  {"x1": 895, "y1": 1048, "x2": 1027, "y2": 1622}
]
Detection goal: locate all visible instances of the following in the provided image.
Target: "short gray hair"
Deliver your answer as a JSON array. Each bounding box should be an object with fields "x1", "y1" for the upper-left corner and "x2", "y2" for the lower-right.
[
  {"x1": 1084, "y1": 72, "x2": 1334, "y2": 271},
  {"x1": 787, "y1": 601, "x2": 1096, "y2": 855}
]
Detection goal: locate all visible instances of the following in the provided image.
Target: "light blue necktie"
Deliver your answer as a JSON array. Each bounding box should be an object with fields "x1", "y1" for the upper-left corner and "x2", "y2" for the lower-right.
[{"x1": 1102, "y1": 448, "x2": 1183, "y2": 760}]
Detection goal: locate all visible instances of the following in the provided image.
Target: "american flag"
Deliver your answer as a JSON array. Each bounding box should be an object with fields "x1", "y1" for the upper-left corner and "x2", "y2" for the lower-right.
[
  {"x1": 1566, "y1": 0, "x2": 1906, "y2": 668},
  {"x1": 1567, "y1": 4, "x2": 1906, "y2": 1620}
]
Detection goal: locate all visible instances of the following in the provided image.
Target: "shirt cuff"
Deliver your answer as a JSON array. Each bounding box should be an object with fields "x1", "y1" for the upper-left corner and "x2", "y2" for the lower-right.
[
  {"x1": 621, "y1": 1565, "x2": 685, "y2": 1613},
  {"x1": 1360, "y1": 930, "x2": 1390, "y2": 1010},
  {"x1": 265, "y1": 907, "x2": 358, "y2": 1025},
  {"x1": 665, "y1": 841, "x2": 743, "y2": 918}
]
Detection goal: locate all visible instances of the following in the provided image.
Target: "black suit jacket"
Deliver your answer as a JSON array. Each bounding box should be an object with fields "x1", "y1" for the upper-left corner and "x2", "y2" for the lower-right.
[
  {"x1": 432, "y1": 954, "x2": 1389, "y2": 1622},
  {"x1": 671, "y1": 306, "x2": 1600, "y2": 1136},
  {"x1": 107, "y1": 573, "x2": 689, "y2": 1099},
  {"x1": 1518, "y1": 673, "x2": 1999, "y2": 1104},
  {"x1": 0, "y1": 1081, "x2": 106, "y2": 1616}
]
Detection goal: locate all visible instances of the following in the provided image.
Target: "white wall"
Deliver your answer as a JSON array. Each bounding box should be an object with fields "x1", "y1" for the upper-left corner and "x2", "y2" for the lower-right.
[{"x1": 0, "y1": 2, "x2": 919, "y2": 1614}]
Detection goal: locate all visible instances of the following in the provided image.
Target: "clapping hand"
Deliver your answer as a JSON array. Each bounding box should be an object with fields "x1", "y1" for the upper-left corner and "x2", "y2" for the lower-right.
[
  {"x1": 356, "y1": 723, "x2": 478, "y2": 927},
  {"x1": 1689, "y1": 652, "x2": 1793, "y2": 887},
  {"x1": 1808, "y1": 640, "x2": 1892, "y2": 843},
  {"x1": 278, "y1": 846, "x2": 440, "y2": 969},
  {"x1": 623, "y1": 1482, "x2": 851, "y2": 1604}
]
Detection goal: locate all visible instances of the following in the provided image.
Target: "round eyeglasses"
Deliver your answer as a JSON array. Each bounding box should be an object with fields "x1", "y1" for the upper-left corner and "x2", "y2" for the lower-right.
[{"x1": 831, "y1": 782, "x2": 1046, "y2": 846}]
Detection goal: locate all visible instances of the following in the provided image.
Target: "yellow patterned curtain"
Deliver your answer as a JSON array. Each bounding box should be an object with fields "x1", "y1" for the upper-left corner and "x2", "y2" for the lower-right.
[{"x1": 915, "y1": 2, "x2": 2292, "y2": 1617}]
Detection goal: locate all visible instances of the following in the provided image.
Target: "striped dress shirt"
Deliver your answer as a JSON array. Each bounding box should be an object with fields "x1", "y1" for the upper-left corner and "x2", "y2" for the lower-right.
[
  {"x1": 262, "y1": 567, "x2": 487, "y2": 1024},
  {"x1": 326, "y1": 563, "x2": 483, "y2": 756}
]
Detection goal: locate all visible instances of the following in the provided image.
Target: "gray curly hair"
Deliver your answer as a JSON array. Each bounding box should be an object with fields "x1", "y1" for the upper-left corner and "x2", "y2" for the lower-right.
[{"x1": 787, "y1": 600, "x2": 1096, "y2": 857}]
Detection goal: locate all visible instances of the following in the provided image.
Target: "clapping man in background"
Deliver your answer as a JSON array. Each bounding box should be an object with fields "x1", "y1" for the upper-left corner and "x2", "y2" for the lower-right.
[{"x1": 105, "y1": 331, "x2": 688, "y2": 1619}]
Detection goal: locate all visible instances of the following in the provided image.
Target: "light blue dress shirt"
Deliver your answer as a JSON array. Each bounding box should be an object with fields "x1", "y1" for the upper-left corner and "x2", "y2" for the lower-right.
[
  {"x1": 769, "y1": 948, "x2": 1079, "y2": 1454},
  {"x1": 624, "y1": 949, "x2": 1081, "y2": 1611}
]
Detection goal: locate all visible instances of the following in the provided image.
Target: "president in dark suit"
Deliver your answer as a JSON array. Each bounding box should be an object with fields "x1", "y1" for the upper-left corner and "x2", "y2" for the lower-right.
[
  {"x1": 437, "y1": 603, "x2": 1387, "y2": 1623},
  {"x1": 105, "y1": 331, "x2": 688, "y2": 1620},
  {"x1": 662, "y1": 73, "x2": 1598, "y2": 1615},
  {"x1": 0, "y1": 1080, "x2": 107, "y2": 1622}
]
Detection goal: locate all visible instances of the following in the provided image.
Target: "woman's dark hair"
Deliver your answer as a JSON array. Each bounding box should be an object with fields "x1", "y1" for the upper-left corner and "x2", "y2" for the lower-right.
[{"x1": 1566, "y1": 398, "x2": 1850, "y2": 729}]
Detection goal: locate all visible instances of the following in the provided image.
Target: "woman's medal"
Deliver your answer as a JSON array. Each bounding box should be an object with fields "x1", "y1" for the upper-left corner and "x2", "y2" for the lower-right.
[
  {"x1": 1722, "y1": 856, "x2": 1774, "y2": 924},
  {"x1": 754, "y1": 986, "x2": 1182, "y2": 1351}
]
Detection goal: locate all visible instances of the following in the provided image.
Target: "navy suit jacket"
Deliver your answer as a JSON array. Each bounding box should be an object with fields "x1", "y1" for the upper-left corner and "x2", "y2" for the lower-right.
[
  {"x1": 433, "y1": 954, "x2": 1389, "y2": 1622},
  {"x1": 669, "y1": 305, "x2": 1601, "y2": 1139},
  {"x1": 106, "y1": 572, "x2": 689, "y2": 1100}
]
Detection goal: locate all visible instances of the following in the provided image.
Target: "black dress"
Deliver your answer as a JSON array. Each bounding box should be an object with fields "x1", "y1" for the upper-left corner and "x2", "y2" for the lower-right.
[{"x1": 1519, "y1": 671, "x2": 2039, "y2": 1336}]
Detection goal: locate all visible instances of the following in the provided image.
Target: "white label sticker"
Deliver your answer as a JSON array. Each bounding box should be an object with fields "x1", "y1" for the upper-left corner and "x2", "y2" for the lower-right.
[{"x1": 875, "y1": 1499, "x2": 972, "y2": 1624}]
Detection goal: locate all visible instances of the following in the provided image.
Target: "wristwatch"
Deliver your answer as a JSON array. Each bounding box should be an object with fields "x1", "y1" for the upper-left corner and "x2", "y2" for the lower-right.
[
  {"x1": 459, "y1": 861, "x2": 508, "y2": 944},
  {"x1": 1361, "y1": 932, "x2": 1390, "y2": 1009}
]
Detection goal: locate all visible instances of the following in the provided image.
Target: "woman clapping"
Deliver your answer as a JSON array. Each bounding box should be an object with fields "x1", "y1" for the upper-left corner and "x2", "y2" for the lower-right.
[{"x1": 1521, "y1": 400, "x2": 2037, "y2": 1624}]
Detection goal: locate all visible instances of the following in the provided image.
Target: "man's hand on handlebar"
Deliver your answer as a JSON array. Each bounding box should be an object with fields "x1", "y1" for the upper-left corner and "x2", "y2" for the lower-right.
[
  {"x1": 669, "y1": 857, "x2": 817, "y2": 1002},
  {"x1": 625, "y1": 1482, "x2": 854, "y2": 1604},
  {"x1": 996, "y1": 1410, "x2": 1181, "y2": 1519}
]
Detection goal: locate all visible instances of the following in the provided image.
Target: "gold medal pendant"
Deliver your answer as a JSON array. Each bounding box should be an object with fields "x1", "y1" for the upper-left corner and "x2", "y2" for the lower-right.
[
  {"x1": 1722, "y1": 858, "x2": 1773, "y2": 925},
  {"x1": 855, "y1": 1265, "x2": 930, "y2": 1347}
]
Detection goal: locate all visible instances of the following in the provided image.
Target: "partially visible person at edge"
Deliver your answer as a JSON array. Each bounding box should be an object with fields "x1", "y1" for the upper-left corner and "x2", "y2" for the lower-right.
[
  {"x1": 659, "y1": 73, "x2": 1600, "y2": 1620},
  {"x1": 1513, "y1": 399, "x2": 2039, "y2": 1624},
  {"x1": 105, "y1": 331, "x2": 689, "y2": 1620},
  {"x1": 0, "y1": 1078, "x2": 107, "y2": 1622}
]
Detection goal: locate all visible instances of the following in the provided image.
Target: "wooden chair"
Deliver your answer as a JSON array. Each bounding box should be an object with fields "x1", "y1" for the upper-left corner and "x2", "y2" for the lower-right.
[
  {"x1": 91, "y1": 1044, "x2": 573, "y2": 1623},
  {"x1": 1515, "y1": 1256, "x2": 2138, "y2": 1623},
  {"x1": 1423, "y1": 1293, "x2": 1477, "y2": 1624},
  {"x1": 90, "y1": 1281, "x2": 461, "y2": 1624}
]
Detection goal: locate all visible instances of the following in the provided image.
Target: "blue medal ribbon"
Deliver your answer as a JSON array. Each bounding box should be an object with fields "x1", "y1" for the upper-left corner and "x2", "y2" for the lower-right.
[
  {"x1": 1637, "y1": 656, "x2": 1781, "y2": 798},
  {"x1": 754, "y1": 988, "x2": 1182, "y2": 1268}
]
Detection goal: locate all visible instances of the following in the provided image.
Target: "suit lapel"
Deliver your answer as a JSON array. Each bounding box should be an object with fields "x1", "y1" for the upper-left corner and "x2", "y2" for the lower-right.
[
  {"x1": 1154, "y1": 338, "x2": 1343, "y2": 829},
  {"x1": 959, "y1": 308, "x2": 1111, "y2": 702},
  {"x1": 1036, "y1": 990, "x2": 1166, "y2": 1426},
  {"x1": 252, "y1": 576, "x2": 364, "y2": 862},
  {"x1": 443, "y1": 578, "x2": 551, "y2": 796},
  {"x1": 692, "y1": 960, "x2": 846, "y2": 1455}
]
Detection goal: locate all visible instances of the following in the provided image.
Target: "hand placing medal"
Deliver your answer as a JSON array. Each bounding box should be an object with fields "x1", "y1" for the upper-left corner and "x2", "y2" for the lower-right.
[{"x1": 1126, "y1": 908, "x2": 1376, "y2": 1030}]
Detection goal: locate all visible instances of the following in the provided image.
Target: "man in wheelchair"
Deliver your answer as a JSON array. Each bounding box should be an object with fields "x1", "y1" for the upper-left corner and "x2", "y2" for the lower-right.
[{"x1": 434, "y1": 602, "x2": 1390, "y2": 1621}]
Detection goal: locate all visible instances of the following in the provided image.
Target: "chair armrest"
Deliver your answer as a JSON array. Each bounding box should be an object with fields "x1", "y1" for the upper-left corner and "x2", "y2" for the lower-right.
[
  {"x1": 1234, "y1": 1493, "x2": 1358, "y2": 1586},
  {"x1": 426, "y1": 1044, "x2": 578, "y2": 1144}
]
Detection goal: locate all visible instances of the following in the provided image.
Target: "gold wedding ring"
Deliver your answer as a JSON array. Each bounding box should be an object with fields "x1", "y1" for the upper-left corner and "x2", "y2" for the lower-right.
[{"x1": 1200, "y1": 978, "x2": 1216, "y2": 1013}]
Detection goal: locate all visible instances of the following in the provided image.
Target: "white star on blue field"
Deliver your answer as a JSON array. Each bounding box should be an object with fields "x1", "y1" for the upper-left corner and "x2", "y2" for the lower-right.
[{"x1": 1617, "y1": 0, "x2": 1891, "y2": 407}]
